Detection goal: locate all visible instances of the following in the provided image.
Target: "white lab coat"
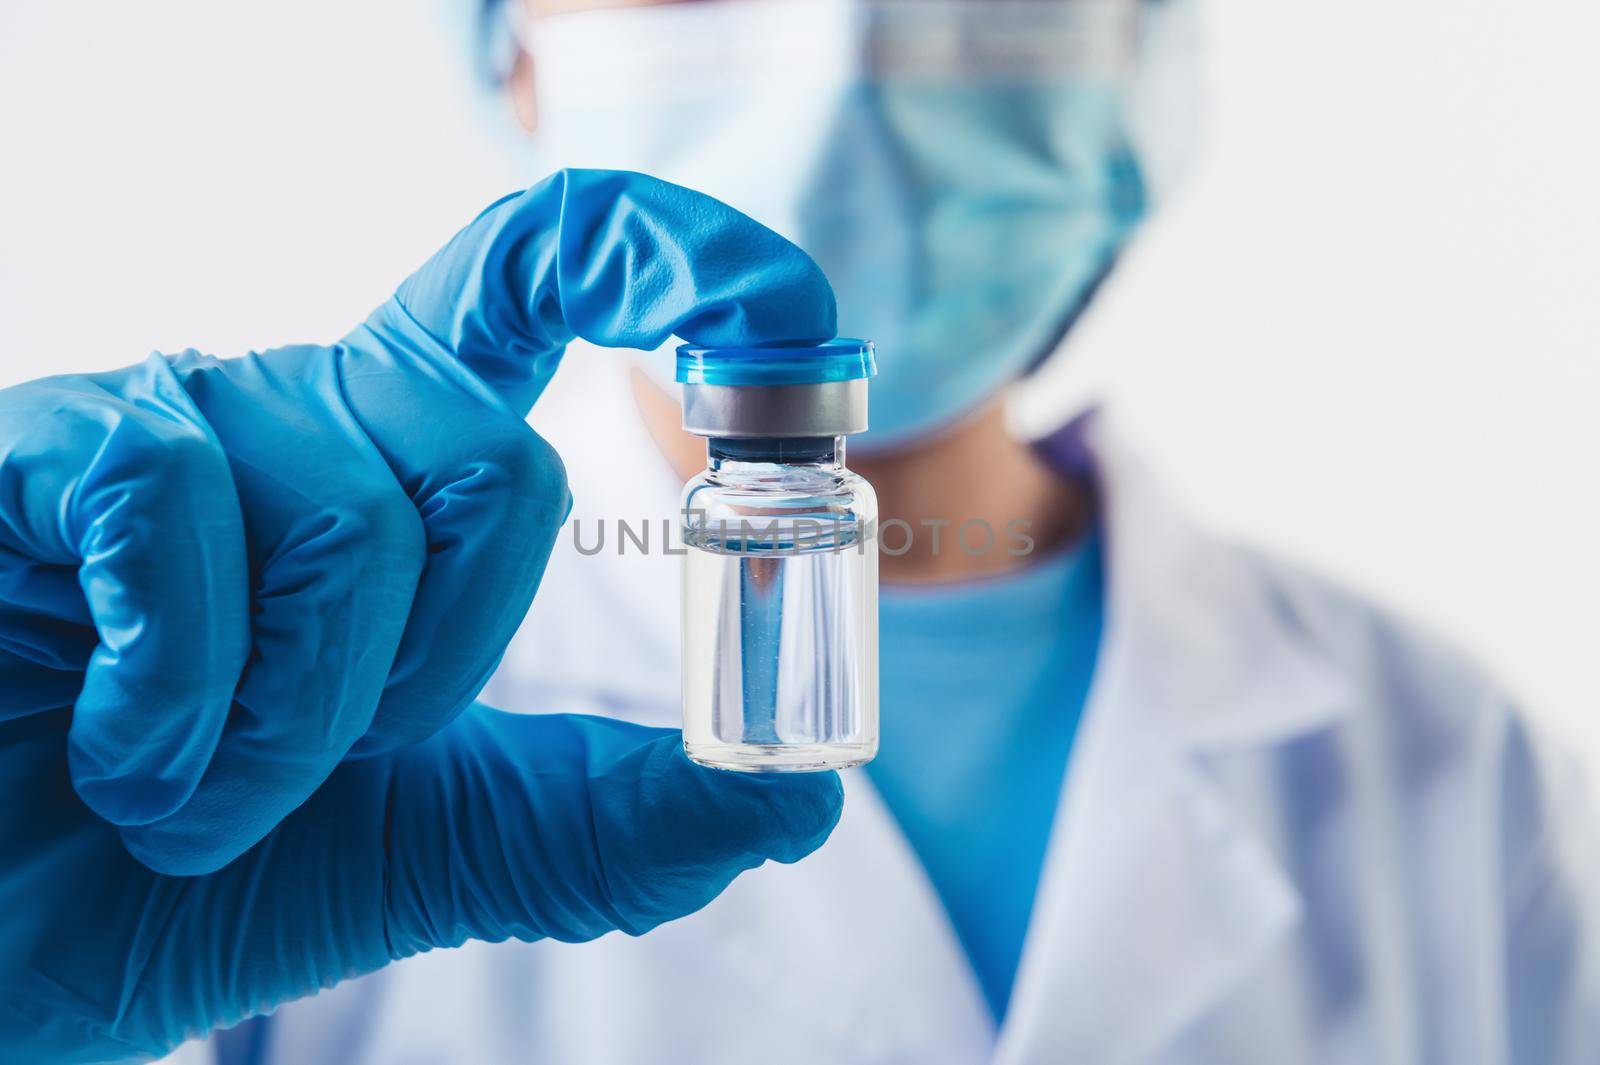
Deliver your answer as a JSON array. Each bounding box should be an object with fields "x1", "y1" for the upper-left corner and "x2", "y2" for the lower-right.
[{"x1": 185, "y1": 354, "x2": 1600, "y2": 1065}]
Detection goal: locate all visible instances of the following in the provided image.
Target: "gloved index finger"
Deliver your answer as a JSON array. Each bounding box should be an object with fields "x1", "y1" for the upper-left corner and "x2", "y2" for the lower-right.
[
  {"x1": 361, "y1": 168, "x2": 838, "y2": 415},
  {"x1": 316, "y1": 170, "x2": 834, "y2": 757}
]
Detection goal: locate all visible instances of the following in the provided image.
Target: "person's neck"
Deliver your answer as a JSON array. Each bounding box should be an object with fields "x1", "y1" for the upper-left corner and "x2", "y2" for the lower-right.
[{"x1": 631, "y1": 368, "x2": 1090, "y2": 585}]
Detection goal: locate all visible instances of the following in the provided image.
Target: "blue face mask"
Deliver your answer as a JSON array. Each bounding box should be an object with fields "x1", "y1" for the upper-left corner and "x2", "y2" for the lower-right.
[{"x1": 522, "y1": 0, "x2": 1150, "y2": 452}]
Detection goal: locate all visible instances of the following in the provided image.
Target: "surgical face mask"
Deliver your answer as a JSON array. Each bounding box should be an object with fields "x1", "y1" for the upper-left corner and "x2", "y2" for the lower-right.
[{"x1": 519, "y1": 0, "x2": 1150, "y2": 452}]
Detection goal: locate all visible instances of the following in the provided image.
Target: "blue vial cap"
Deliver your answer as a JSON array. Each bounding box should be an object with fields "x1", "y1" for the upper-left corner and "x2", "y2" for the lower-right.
[{"x1": 675, "y1": 338, "x2": 877, "y2": 387}]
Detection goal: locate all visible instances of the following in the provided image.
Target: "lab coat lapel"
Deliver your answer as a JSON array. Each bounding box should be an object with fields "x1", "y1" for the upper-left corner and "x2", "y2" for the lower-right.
[{"x1": 996, "y1": 415, "x2": 1355, "y2": 1064}]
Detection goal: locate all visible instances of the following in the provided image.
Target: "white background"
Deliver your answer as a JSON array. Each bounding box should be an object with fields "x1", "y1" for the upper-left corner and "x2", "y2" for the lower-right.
[{"x1": 2, "y1": 1, "x2": 1597, "y2": 764}]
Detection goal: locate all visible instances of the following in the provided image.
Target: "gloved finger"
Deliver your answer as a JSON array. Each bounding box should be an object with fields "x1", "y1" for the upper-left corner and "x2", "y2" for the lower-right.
[
  {"x1": 360, "y1": 167, "x2": 838, "y2": 415},
  {"x1": 116, "y1": 348, "x2": 428, "y2": 876},
  {"x1": 323, "y1": 168, "x2": 832, "y2": 753},
  {"x1": 101, "y1": 708, "x2": 842, "y2": 1052},
  {"x1": 378, "y1": 710, "x2": 844, "y2": 950},
  {"x1": 333, "y1": 345, "x2": 570, "y2": 756},
  {"x1": 0, "y1": 361, "x2": 249, "y2": 826}
]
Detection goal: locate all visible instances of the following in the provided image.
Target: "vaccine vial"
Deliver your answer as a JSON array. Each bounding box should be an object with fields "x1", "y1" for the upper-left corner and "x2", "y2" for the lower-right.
[{"x1": 677, "y1": 340, "x2": 879, "y2": 772}]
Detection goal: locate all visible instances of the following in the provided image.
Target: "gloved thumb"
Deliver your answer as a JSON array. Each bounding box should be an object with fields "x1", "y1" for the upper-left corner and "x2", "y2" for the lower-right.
[
  {"x1": 379, "y1": 709, "x2": 844, "y2": 951},
  {"x1": 103, "y1": 708, "x2": 843, "y2": 1050}
]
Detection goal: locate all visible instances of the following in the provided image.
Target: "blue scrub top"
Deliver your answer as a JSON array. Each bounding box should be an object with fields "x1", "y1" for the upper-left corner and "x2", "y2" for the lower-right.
[{"x1": 867, "y1": 527, "x2": 1103, "y2": 1022}]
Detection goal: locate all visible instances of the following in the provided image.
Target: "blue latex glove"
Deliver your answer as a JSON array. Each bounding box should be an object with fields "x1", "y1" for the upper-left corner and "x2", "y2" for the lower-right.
[{"x1": 0, "y1": 169, "x2": 843, "y2": 1062}]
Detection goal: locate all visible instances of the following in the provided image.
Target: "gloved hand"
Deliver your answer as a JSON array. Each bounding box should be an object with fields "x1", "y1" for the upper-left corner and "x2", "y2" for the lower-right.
[{"x1": 0, "y1": 169, "x2": 843, "y2": 1062}]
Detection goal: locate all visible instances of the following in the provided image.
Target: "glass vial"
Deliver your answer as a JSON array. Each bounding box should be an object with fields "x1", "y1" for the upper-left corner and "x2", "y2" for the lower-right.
[{"x1": 676, "y1": 341, "x2": 879, "y2": 772}]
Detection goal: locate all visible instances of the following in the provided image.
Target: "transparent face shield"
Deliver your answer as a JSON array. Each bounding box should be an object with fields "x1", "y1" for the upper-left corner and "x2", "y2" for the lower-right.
[{"x1": 501, "y1": 0, "x2": 1171, "y2": 452}]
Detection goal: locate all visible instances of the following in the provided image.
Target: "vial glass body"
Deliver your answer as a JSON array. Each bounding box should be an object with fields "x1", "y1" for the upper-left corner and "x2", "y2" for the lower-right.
[{"x1": 680, "y1": 438, "x2": 879, "y2": 772}]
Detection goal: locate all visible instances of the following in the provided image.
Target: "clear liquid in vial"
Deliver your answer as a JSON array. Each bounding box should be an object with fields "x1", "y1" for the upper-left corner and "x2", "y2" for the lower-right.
[{"x1": 682, "y1": 516, "x2": 878, "y2": 772}]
